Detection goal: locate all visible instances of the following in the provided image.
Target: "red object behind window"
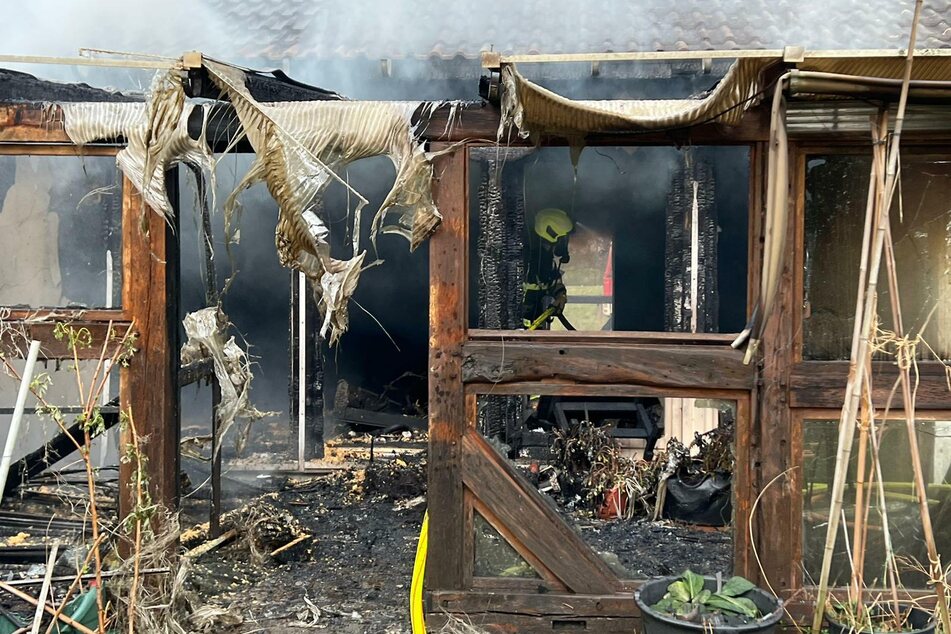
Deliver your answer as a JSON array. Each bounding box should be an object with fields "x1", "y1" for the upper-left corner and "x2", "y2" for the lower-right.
[{"x1": 603, "y1": 245, "x2": 614, "y2": 298}]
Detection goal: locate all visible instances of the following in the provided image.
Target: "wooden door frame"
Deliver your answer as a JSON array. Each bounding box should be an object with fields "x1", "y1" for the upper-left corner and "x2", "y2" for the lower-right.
[{"x1": 426, "y1": 140, "x2": 763, "y2": 631}]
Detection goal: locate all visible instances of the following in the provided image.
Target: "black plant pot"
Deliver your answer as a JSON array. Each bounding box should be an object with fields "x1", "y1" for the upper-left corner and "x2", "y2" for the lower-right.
[
  {"x1": 826, "y1": 607, "x2": 935, "y2": 634},
  {"x1": 635, "y1": 576, "x2": 784, "y2": 634}
]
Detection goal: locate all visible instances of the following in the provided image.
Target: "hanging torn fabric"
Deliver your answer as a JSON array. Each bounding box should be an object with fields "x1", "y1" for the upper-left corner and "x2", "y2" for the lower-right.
[
  {"x1": 181, "y1": 307, "x2": 276, "y2": 457},
  {"x1": 201, "y1": 59, "x2": 442, "y2": 343},
  {"x1": 59, "y1": 55, "x2": 452, "y2": 344},
  {"x1": 498, "y1": 58, "x2": 776, "y2": 139}
]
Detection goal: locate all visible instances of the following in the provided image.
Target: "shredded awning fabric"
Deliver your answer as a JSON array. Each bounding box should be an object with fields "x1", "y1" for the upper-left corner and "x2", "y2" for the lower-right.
[
  {"x1": 499, "y1": 59, "x2": 775, "y2": 139},
  {"x1": 202, "y1": 59, "x2": 442, "y2": 342},
  {"x1": 59, "y1": 55, "x2": 449, "y2": 343},
  {"x1": 181, "y1": 307, "x2": 275, "y2": 456}
]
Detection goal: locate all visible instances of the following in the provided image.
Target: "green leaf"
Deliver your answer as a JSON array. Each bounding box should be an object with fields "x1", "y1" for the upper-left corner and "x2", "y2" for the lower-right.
[
  {"x1": 667, "y1": 580, "x2": 691, "y2": 603},
  {"x1": 651, "y1": 598, "x2": 677, "y2": 614},
  {"x1": 682, "y1": 570, "x2": 705, "y2": 600},
  {"x1": 695, "y1": 589, "x2": 712, "y2": 604},
  {"x1": 720, "y1": 576, "x2": 756, "y2": 598},
  {"x1": 706, "y1": 594, "x2": 760, "y2": 618}
]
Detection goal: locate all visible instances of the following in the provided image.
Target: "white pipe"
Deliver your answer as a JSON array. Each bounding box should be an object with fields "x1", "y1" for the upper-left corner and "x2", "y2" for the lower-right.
[
  {"x1": 99, "y1": 250, "x2": 113, "y2": 468},
  {"x1": 0, "y1": 340, "x2": 42, "y2": 501},
  {"x1": 297, "y1": 272, "x2": 307, "y2": 470}
]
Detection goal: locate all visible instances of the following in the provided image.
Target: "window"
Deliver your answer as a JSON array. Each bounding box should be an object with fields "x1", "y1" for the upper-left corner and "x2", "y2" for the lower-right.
[
  {"x1": 803, "y1": 154, "x2": 951, "y2": 361},
  {"x1": 0, "y1": 154, "x2": 122, "y2": 309},
  {"x1": 802, "y1": 417, "x2": 951, "y2": 588},
  {"x1": 468, "y1": 146, "x2": 749, "y2": 333},
  {"x1": 475, "y1": 391, "x2": 738, "y2": 580}
]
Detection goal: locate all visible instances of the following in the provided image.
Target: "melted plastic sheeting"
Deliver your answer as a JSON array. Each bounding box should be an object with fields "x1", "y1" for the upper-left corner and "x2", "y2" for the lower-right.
[
  {"x1": 180, "y1": 307, "x2": 275, "y2": 455},
  {"x1": 61, "y1": 56, "x2": 449, "y2": 343},
  {"x1": 62, "y1": 74, "x2": 213, "y2": 222},
  {"x1": 498, "y1": 59, "x2": 773, "y2": 140},
  {"x1": 202, "y1": 59, "x2": 442, "y2": 343}
]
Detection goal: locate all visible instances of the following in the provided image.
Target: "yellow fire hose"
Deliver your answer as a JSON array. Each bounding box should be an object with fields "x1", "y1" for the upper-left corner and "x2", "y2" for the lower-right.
[
  {"x1": 410, "y1": 510, "x2": 429, "y2": 633},
  {"x1": 527, "y1": 306, "x2": 556, "y2": 330}
]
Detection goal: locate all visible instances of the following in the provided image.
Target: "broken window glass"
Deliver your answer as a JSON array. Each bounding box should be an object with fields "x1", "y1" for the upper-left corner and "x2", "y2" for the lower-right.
[
  {"x1": 468, "y1": 146, "x2": 749, "y2": 333},
  {"x1": 474, "y1": 513, "x2": 538, "y2": 578},
  {"x1": 476, "y1": 392, "x2": 736, "y2": 580},
  {"x1": 0, "y1": 154, "x2": 122, "y2": 309},
  {"x1": 801, "y1": 418, "x2": 951, "y2": 588},
  {"x1": 803, "y1": 154, "x2": 951, "y2": 361}
]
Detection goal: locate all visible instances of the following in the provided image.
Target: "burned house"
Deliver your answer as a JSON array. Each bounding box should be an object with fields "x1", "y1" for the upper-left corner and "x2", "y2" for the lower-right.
[{"x1": 1, "y1": 1, "x2": 951, "y2": 631}]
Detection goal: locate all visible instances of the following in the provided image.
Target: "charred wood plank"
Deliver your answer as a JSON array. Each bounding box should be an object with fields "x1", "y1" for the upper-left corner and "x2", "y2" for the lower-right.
[
  {"x1": 335, "y1": 406, "x2": 426, "y2": 431},
  {"x1": 461, "y1": 341, "x2": 754, "y2": 389},
  {"x1": 789, "y1": 361, "x2": 951, "y2": 409},
  {"x1": 462, "y1": 430, "x2": 619, "y2": 594},
  {"x1": 2, "y1": 408, "x2": 120, "y2": 497},
  {"x1": 428, "y1": 590, "x2": 639, "y2": 618},
  {"x1": 425, "y1": 610, "x2": 638, "y2": 633}
]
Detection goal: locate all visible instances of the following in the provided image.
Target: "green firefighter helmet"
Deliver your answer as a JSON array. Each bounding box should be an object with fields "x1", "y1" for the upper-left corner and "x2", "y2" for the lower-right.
[{"x1": 534, "y1": 208, "x2": 573, "y2": 244}]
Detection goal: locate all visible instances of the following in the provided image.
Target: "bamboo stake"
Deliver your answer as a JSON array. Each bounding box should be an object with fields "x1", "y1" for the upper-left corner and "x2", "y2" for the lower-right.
[
  {"x1": 851, "y1": 395, "x2": 870, "y2": 603},
  {"x1": 864, "y1": 370, "x2": 902, "y2": 616},
  {"x1": 811, "y1": 3, "x2": 924, "y2": 629},
  {"x1": 882, "y1": 191, "x2": 951, "y2": 633},
  {"x1": 849, "y1": 116, "x2": 887, "y2": 605}
]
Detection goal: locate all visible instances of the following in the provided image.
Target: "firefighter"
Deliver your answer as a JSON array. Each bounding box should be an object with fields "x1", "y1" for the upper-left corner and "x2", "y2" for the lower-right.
[{"x1": 523, "y1": 207, "x2": 575, "y2": 330}]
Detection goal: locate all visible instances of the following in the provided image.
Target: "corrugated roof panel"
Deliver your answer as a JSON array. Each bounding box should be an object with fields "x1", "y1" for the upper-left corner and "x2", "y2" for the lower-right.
[{"x1": 198, "y1": 0, "x2": 951, "y2": 62}]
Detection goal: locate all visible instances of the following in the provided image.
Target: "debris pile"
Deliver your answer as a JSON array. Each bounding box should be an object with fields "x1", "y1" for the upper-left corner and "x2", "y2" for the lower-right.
[
  {"x1": 181, "y1": 449, "x2": 427, "y2": 632},
  {"x1": 546, "y1": 418, "x2": 734, "y2": 524}
]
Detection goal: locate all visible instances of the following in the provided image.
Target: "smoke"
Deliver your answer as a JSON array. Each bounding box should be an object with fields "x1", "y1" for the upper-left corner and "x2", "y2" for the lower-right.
[
  {"x1": 2, "y1": 0, "x2": 946, "y2": 460},
  {"x1": 2, "y1": 0, "x2": 947, "y2": 95}
]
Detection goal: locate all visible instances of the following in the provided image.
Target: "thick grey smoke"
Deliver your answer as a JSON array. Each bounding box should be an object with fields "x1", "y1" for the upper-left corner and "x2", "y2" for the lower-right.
[{"x1": 2, "y1": 0, "x2": 948, "y2": 93}]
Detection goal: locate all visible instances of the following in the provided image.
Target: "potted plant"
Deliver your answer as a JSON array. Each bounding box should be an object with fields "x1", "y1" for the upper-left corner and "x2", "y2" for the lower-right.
[
  {"x1": 825, "y1": 601, "x2": 935, "y2": 634},
  {"x1": 635, "y1": 570, "x2": 783, "y2": 634}
]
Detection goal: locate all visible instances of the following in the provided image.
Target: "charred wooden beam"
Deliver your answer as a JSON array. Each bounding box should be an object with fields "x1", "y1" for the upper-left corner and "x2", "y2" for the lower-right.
[
  {"x1": 789, "y1": 361, "x2": 951, "y2": 409},
  {"x1": 426, "y1": 146, "x2": 469, "y2": 590},
  {"x1": 179, "y1": 357, "x2": 214, "y2": 387},
  {"x1": 461, "y1": 341, "x2": 754, "y2": 390},
  {"x1": 0, "y1": 321, "x2": 130, "y2": 360},
  {"x1": 462, "y1": 430, "x2": 620, "y2": 594},
  {"x1": 3, "y1": 407, "x2": 120, "y2": 497}
]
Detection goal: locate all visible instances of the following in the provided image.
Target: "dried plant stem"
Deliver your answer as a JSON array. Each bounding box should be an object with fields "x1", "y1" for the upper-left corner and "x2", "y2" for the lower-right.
[
  {"x1": 126, "y1": 412, "x2": 145, "y2": 634},
  {"x1": 882, "y1": 201, "x2": 951, "y2": 633},
  {"x1": 42, "y1": 534, "x2": 107, "y2": 634},
  {"x1": 811, "y1": 2, "x2": 924, "y2": 624}
]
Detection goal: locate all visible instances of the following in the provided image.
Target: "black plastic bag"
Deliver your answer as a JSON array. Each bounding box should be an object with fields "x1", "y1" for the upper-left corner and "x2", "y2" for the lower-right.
[{"x1": 662, "y1": 473, "x2": 732, "y2": 526}]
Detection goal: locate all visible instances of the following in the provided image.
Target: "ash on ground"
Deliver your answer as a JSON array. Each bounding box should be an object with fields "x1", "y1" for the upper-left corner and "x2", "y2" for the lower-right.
[{"x1": 181, "y1": 452, "x2": 427, "y2": 634}]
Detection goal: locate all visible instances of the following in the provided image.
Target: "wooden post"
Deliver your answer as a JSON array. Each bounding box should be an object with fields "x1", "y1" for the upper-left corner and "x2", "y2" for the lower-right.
[
  {"x1": 426, "y1": 144, "x2": 469, "y2": 590},
  {"x1": 120, "y1": 175, "x2": 180, "y2": 524},
  {"x1": 752, "y1": 142, "x2": 797, "y2": 592}
]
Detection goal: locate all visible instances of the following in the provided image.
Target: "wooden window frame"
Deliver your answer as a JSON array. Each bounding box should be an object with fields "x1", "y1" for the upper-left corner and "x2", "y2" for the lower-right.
[
  {"x1": 790, "y1": 144, "x2": 951, "y2": 411},
  {"x1": 0, "y1": 108, "x2": 179, "y2": 526}
]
